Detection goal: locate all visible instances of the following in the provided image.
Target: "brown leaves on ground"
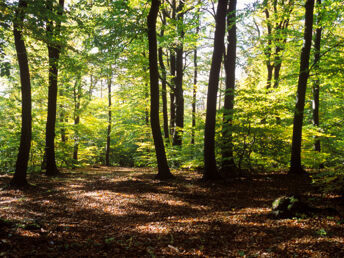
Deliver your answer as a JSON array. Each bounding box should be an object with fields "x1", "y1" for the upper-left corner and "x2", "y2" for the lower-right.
[{"x1": 0, "y1": 167, "x2": 343, "y2": 257}]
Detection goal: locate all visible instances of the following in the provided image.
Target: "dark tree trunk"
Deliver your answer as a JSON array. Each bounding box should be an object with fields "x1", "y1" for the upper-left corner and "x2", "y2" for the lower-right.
[
  {"x1": 158, "y1": 13, "x2": 169, "y2": 140},
  {"x1": 203, "y1": 0, "x2": 228, "y2": 181},
  {"x1": 105, "y1": 74, "x2": 112, "y2": 166},
  {"x1": 59, "y1": 88, "x2": 66, "y2": 143},
  {"x1": 191, "y1": 3, "x2": 200, "y2": 145},
  {"x1": 158, "y1": 47, "x2": 169, "y2": 140},
  {"x1": 222, "y1": 0, "x2": 237, "y2": 173},
  {"x1": 289, "y1": 0, "x2": 314, "y2": 175},
  {"x1": 312, "y1": 0, "x2": 322, "y2": 154},
  {"x1": 173, "y1": 0, "x2": 185, "y2": 146},
  {"x1": 273, "y1": 48, "x2": 282, "y2": 88},
  {"x1": 147, "y1": 0, "x2": 173, "y2": 180},
  {"x1": 44, "y1": 0, "x2": 65, "y2": 176},
  {"x1": 11, "y1": 0, "x2": 31, "y2": 187},
  {"x1": 145, "y1": 83, "x2": 150, "y2": 125},
  {"x1": 263, "y1": 2, "x2": 273, "y2": 89},
  {"x1": 191, "y1": 44, "x2": 198, "y2": 145},
  {"x1": 169, "y1": 51, "x2": 176, "y2": 137},
  {"x1": 73, "y1": 77, "x2": 81, "y2": 166}
]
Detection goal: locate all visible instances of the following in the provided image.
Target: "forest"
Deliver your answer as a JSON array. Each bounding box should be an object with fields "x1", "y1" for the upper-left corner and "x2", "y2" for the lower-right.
[{"x1": 0, "y1": 0, "x2": 344, "y2": 256}]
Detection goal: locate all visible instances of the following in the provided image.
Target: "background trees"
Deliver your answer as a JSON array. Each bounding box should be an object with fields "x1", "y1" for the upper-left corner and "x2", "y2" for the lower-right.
[{"x1": 0, "y1": 0, "x2": 343, "y2": 190}]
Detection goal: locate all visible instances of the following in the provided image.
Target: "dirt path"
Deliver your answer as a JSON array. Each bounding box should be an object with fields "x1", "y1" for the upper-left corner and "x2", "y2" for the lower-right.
[{"x1": 0, "y1": 167, "x2": 343, "y2": 257}]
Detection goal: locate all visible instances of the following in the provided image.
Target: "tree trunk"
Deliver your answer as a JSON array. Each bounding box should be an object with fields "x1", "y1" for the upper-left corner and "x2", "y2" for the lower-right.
[
  {"x1": 11, "y1": 0, "x2": 31, "y2": 187},
  {"x1": 73, "y1": 77, "x2": 81, "y2": 167},
  {"x1": 222, "y1": 0, "x2": 237, "y2": 173},
  {"x1": 289, "y1": 0, "x2": 314, "y2": 175},
  {"x1": 273, "y1": 48, "x2": 282, "y2": 88},
  {"x1": 44, "y1": 0, "x2": 65, "y2": 176},
  {"x1": 59, "y1": 88, "x2": 66, "y2": 143},
  {"x1": 145, "y1": 83, "x2": 150, "y2": 125},
  {"x1": 191, "y1": 44, "x2": 198, "y2": 145},
  {"x1": 158, "y1": 47, "x2": 169, "y2": 140},
  {"x1": 158, "y1": 13, "x2": 169, "y2": 140},
  {"x1": 173, "y1": 0, "x2": 185, "y2": 146},
  {"x1": 147, "y1": 0, "x2": 173, "y2": 180},
  {"x1": 203, "y1": 0, "x2": 228, "y2": 181},
  {"x1": 263, "y1": 2, "x2": 273, "y2": 89},
  {"x1": 312, "y1": 0, "x2": 322, "y2": 154},
  {"x1": 105, "y1": 74, "x2": 112, "y2": 166},
  {"x1": 169, "y1": 51, "x2": 176, "y2": 137}
]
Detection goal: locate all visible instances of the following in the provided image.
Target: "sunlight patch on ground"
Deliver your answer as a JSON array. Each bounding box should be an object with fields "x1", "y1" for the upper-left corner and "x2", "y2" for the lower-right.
[{"x1": 136, "y1": 222, "x2": 170, "y2": 234}]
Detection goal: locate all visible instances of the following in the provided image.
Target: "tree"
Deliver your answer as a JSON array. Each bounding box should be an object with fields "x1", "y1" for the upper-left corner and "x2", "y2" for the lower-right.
[
  {"x1": 262, "y1": 0, "x2": 294, "y2": 89},
  {"x1": 147, "y1": 0, "x2": 173, "y2": 180},
  {"x1": 172, "y1": 0, "x2": 185, "y2": 146},
  {"x1": 289, "y1": 0, "x2": 315, "y2": 175},
  {"x1": 312, "y1": 0, "x2": 322, "y2": 155},
  {"x1": 191, "y1": 1, "x2": 200, "y2": 145},
  {"x1": 203, "y1": 0, "x2": 228, "y2": 180},
  {"x1": 158, "y1": 12, "x2": 169, "y2": 140},
  {"x1": 73, "y1": 75, "x2": 81, "y2": 166},
  {"x1": 221, "y1": 0, "x2": 237, "y2": 174},
  {"x1": 43, "y1": 0, "x2": 65, "y2": 176},
  {"x1": 10, "y1": 0, "x2": 32, "y2": 187},
  {"x1": 105, "y1": 71, "x2": 112, "y2": 166}
]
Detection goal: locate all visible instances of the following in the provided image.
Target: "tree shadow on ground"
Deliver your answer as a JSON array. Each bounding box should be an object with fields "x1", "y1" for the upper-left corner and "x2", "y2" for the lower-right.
[{"x1": 0, "y1": 168, "x2": 343, "y2": 257}]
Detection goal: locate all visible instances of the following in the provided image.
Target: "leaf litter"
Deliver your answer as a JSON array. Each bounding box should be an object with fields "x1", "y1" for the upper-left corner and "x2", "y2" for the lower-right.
[{"x1": 0, "y1": 167, "x2": 343, "y2": 257}]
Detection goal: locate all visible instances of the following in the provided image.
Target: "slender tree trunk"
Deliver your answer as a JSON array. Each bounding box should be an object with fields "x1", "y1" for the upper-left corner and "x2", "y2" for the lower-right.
[
  {"x1": 218, "y1": 67, "x2": 223, "y2": 110},
  {"x1": 191, "y1": 2, "x2": 200, "y2": 145},
  {"x1": 222, "y1": 0, "x2": 237, "y2": 173},
  {"x1": 105, "y1": 74, "x2": 112, "y2": 166},
  {"x1": 203, "y1": 0, "x2": 228, "y2": 180},
  {"x1": 263, "y1": 2, "x2": 273, "y2": 89},
  {"x1": 159, "y1": 47, "x2": 169, "y2": 139},
  {"x1": 312, "y1": 0, "x2": 322, "y2": 154},
  {"x1": 73, "y1": 77, "x2": 81, "y2": 166},
  {"x1": 158, "y1": 13, "x2": 169, "y2": 140},
  {"x1": 273, "y1": 48, "x2": 282, "y2": 88},
  {"x1": 59, "y1": 88, "x2": 66, "y2": 143},
  {"x1": 11, "y1": 0, "x2": 31, "y2": 187},
  {"x1": 173, "y1": 0, "x2": 185, "y2": 146},
  {"x1": 191, "y1": 45, "x2": 198, "y2": 145},
  {"x1": 289, "y1": 0, "x2": 314, "y2": 175},
  {"x1": 169, "y1": 51, "x2": 176, "y2": 137},
  {"x1": 147, "y1": 0, "x2": 173, "y2": 180},
  {"x1": 145, "y1": 83, "x2": 150, "y2": 125},
  {"x1": 44, "y1": 0, "x2": 65, "y2": 176}
]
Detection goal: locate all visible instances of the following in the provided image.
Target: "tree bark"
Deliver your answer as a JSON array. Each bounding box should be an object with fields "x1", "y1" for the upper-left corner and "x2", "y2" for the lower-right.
[
  {"x1": 289, "y1": 0, "x2": 314, "y2": 175},
  {"x1": 147, "y1": 0, "x2": 173, "y2": 180},
  {"x1": 105, "y1": 74, "x2": 112, "y2": 166},
  {"x1": 169, "y1": 51, "x2": 176, "y2": 137},
  {"x1": 191, "y1": 43, "x2": 198, "y2": 145},
  {"x1": 158, "y1": 12, "x2": 169, "y2": 140},
  {"x1": 44, "y1": 0, "x2": 65, "y2": 176},
  {"x1": 158, "y1": 47, "x2": 169, "y2": 139},
  {"x1": 73, "y1": 77, "x2": 81, "y2": 167},
  {"x1": 203, "y1": 0, "x2": 228, "y2": 180},
  {"x1": 312, "y1": 0, "x2": 322, "y2": 154},
  {"x1": 263, "y1": 1, "x2": 273, "y2": 89},
  {"x1": 11, "y1": 0, "x2": 31, "y2": 187},
  {"x1": 173, "y1": 0, "x2": 185, "y2": 146},
  {"x1": 222, "y1": 0, "x2": 237, "y2": 173}
]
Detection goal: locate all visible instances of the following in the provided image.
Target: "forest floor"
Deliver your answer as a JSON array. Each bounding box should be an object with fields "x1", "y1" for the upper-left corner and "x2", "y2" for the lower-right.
[{"x1": 0, "y1": 167, "x2": 343, "y2": 257}]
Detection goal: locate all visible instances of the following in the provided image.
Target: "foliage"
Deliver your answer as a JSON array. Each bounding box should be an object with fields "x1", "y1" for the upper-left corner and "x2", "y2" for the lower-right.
[
  {"x1": 311, "y1": 166, "x2": 344, "y2": 197},
  {"x1": 0, "y1": 0, "x2": 343, "y2": 199}
]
